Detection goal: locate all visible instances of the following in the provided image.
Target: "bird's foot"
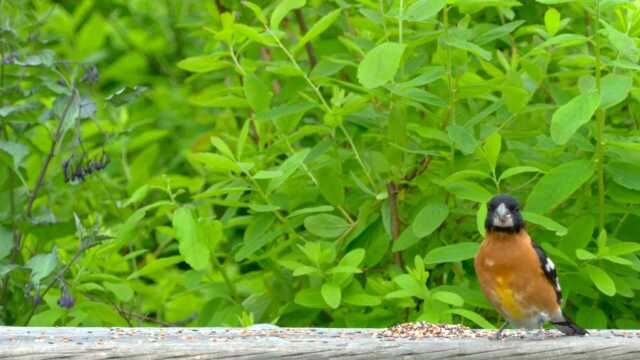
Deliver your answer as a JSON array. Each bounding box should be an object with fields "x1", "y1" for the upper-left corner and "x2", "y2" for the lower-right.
[{"x1": 524, "y1": 329, "x2": 547, "y2": 341}]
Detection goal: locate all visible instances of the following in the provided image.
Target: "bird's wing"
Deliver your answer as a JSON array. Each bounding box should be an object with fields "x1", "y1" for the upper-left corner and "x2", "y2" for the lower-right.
[{"x1": 531, "y1": 241, "x2": 562, "y2": 305}]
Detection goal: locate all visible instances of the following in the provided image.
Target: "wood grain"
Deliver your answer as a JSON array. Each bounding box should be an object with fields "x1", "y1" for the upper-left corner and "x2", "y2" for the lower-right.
[{"x1": 1, "y1": 327, "x2": 639, "y2": 359}]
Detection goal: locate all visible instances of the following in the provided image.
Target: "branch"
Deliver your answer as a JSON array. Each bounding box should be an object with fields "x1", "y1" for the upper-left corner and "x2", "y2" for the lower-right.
[
  {"x1": 387, "y1": 182, "x2": 403, "y2": 267},
  {"x1": 403, "y1": 156, "x2": 433, "y2": 184},
  {"x1": 26, "y1": 90, "x2": 78, "y2": 217},
  {"x1": 293, "y1": 9, "x2": 317, "y2": 68},
  {"x1": 23, "y1": 237, "x2": 95, "y2": 325}
]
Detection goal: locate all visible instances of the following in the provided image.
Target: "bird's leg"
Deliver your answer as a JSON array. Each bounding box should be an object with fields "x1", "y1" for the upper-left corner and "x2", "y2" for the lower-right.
[
  {"x1": 528, "y1": 319, "x2": 546, "y2": 341},
  {"x1": 493, "y1": 322, "x2": 510, "y2": 340}
]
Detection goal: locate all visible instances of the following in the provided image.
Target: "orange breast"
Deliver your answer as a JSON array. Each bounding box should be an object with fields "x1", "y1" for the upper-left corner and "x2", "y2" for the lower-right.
[{"x1": 474, "y1": 231, "x2": 560, "y2": 321}]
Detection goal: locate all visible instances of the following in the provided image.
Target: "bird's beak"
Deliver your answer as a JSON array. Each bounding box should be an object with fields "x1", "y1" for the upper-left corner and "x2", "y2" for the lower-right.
[{"x1": 495, "y1": 203, "x2": 510, "y2": 221}]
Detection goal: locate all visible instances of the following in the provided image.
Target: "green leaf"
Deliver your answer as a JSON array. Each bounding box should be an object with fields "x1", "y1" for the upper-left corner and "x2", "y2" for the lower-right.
[
  {"x1": 447, "y1": 124, "x2": 478, "y2": 154},
  {"x1": 293, "y1": 9, "x2": 341, "y2": 53},
  {"x1": 575, "y1": 248, "x2": 596, "y2": 260},
  {"x1": 411, "y1": 202, "x2": 449, "y2": 237},
  {"x1": 446, "y1": 181, "x2": 492, "y2": 203},
  {"x1": 339, "y1": 248, "x2": 366, "y2": 267},
  {"x1": 607, "y1": 161, "x2": 640, "y2": 190},
  {"x1": 253, "y1": 170, "x2": 283, "y2": 179},
  {"x1": 243, "y1": 74, "x2": 272, "y2": 112},
  {"x1": 235, "y1": 213, "x2": 277, "y2": 261},
  {"x1": 600, "y1": 20, "x2": 639, "y2": 61},
  {"x1": 127, "y1": 256, "x2": 184, "y2": 280},
  {"x1": 482, "y1": 133, "x2": 501, "y2": 171},
  {"x1": 603, "y1": 255, "x2": 632, "y2": 266},
  {"x1": 271, "y1": 0, "x2": 306, "y2": 29},
  {"x1": 357, "y1": 42, "x2": 406, "y2": 89},
  {"x1": 432, "y1": 291, "x2": 464, "y2": 306},
  {"x1": 550, "y1": 91, "x2": 600, "y2": 145},
  {"x1": 343, "y1": 292, "x2": 381, "y2": 306},
  {"x1": 267, "y1": 148, "x2": 311, "y2": 193},
  {"x1": 586, "y1": 265, "x2": 616, "y2": 296},
  {"x1": 293, "y1": 265, "x2": 321, "y2": 277},
  {"x1": 304, "y1": 214, "x2": 350, "y2": 238},
  {"x1": 189, "y1": 152, "x2": 242, "y2": 173},
  {"x1": 522, "y1": 211, "x2": 568, "y2": 236},
  {"x1": 16, "y1": 49, "x2": 55, "y2": 67},
  {"x1": 54, "y1": 94, "x2": 81, "y2": 135},
  {"x1": 392, "y1": 227, "x2": 421, "y2": 252},
  {"x1": 27, "y1": 248, "x2": 57, "y2": 286},
  {"x1": 405, "y1": 0, "x2": 447, "y2": 21},
  {"x1": 104, "y1": 282, "x2": 134, "y2": 302},
  {"x1": 424, "y1": 243, "x2": 480, "y2": 264},
  {"x1": 559, "y1": 215, "x2": 594, "y2": 254},
  {"x1": 446, "y1": 309, "x2": 496, "y2": 329},
  {"x1": 477, "y1": 204, "x2": 487, "y2": 237},
  {"x1": 173, "y1": 208, "x2": 210, "y2": 271},
  {"x1": 544, "y1": 8, "x2": 561, "y2": 36},
  {"x1": 608, "y1": 242, "x2": 640, "y2": 256},
  {"x1": 445, "y1": 37, "x2": 492, "y2": 60},
  {"x1": 123, "y1": 184, "x2": 150, "y2": 207},
  {"x1": 106, "y1": 86, "x2": 148, "y2": 107},
  {"x1": 536, "y1": 34, "x2": 587, "y2": 50},
  {"x1": 525, "y1": 160, "x2": 595, "y2": 214},
  {"x1": 288, "y1": 205, "x2": 335, "y2": 218},
  {"x1": 316, "y1": 167, "x2": 345, "y2": 206},
  {"x1": 0, "y1": 140, "x2": 29, "y2": 168},
  {"x1": 475, "y1": 21, "x2": 524, "y2": 45},
  {"x1": 600, "y1": 74, "x2": 632, "y2": 109},
  {"x1": 0, "y1": 226, "x2": 12, "y2": 260},
  {"x1": 321, "y1": 282, "x2": 341, "y2": 309},
  {"x1": 242, "y1": 1, "x2": 267, "y2": 25},
  {"x1": 177, "y1": 55, "x2": 229, "y2": 73},
  {"x1": 397, "y1": 67, "x2": 446, "y2": 88},
  {"x1": 295, "y1": 288, "x2": 326, "y2": 308},
  {"x1": 498, "y1": 166, "x2": 543, "y2": 182}
]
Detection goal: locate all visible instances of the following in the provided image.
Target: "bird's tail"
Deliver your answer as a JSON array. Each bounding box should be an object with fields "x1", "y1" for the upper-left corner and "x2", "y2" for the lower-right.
[{"x1": 552, "y1": 314, "x2": 588, "y2": 336}]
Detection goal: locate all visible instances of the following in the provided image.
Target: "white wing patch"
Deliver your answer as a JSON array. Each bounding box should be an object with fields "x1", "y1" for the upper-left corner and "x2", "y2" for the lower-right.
[
  {"x1": 544, "y1": 258, "x2": 562, "y2": 291},
  {"x1": 545, "y1": 258, "x2": 555, "y2": 273}
]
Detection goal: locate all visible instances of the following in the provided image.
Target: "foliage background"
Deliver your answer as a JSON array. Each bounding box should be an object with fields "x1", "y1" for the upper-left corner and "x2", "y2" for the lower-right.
[{"x1": 1, "y1": 0, "x2": 640, "y2": 329}]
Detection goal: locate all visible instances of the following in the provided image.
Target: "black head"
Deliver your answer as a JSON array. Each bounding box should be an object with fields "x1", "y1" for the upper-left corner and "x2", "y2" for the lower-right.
[{"x1": 485, "y1": 194, "x2": 524, "y2": 233}]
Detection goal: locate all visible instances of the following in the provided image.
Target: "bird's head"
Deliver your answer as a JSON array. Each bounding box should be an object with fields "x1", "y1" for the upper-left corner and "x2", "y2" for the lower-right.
[{"x1": 485, "y1": 194, "x2": 524, "y2": 233}]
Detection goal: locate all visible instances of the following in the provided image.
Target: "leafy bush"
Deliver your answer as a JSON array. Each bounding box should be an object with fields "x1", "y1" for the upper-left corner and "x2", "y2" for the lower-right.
[{"x1": 1, "y1": 0, "x2": 640, "y2": 329}]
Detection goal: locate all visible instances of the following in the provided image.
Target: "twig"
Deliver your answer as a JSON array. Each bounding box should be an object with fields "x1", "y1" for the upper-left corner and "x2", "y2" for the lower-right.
[
  {"x1": 387, "y1": 182, "x2": 403, "y2": 267},
  {"x1": 592, "y1": 0, "x2": 606, "y2": 234},
  {"x1": 260, "y1": 48, "x2": 281, "y2": 95},
  {"x1": 293, "y1": 9, "x2": 317, "y2": 68},
  {"x1": 214, "y1": 0, "x2": 227, "y2": 13},
  {"x1": 23, "y1": 239, "x2": 95, "y2": 325},
  {"x1": 26, "y1": 90, "x2": 78, "y2": 218},
  {"x1": 403, "y1": 156, "x2": 433, "y2": 184}
]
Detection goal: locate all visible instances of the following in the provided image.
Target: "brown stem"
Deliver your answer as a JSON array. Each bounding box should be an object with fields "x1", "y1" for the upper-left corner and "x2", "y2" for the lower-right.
[
  {"x1": 387, "y1": 182, "x2": 403, "y2": 267},
  {"x1": 26, "y1": 90, "x2": 77, "y2": 218},
  {"x1": 22, "y1": 230, "x2": 95, "y2": 325},
  {"x1": 293, "y1": 9, "x2": 317, "y2": 68},
  {"x1": 213, "y1": 0, "x2": 227, "y2": 13},
  {"x1": 260, "y1": 47, "x2": 281, "y2": 96},
  {"x1": 404, "y1": 156, "x2": 433, "y2": 183}
]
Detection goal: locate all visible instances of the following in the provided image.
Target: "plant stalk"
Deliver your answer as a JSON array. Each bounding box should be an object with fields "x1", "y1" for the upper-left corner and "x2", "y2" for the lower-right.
[{"x1": 592, "y1": 0, "x2": 606, "y2": 234}]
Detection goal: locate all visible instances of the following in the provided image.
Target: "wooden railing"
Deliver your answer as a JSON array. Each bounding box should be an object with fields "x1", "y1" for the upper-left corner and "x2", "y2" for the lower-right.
[{"x1": 2, "y1": 326, "x2": 639, "y2": 359}]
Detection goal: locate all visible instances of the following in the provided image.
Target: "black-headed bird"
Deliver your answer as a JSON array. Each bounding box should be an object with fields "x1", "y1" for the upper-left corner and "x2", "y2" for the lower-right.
[{"x1": 474, "y1": 194, "x2": 587, "y2": 339}]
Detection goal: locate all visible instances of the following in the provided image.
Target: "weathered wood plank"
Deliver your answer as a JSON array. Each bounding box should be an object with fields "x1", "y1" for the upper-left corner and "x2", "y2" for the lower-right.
[{"x1": 1, "y1": 327, "x2": 640, "y2": 359}]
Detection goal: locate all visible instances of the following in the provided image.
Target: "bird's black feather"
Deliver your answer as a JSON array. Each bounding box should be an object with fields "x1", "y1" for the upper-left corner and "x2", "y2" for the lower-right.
[{"x1": 531, "y1": 241, "x2": 562, "y2": 304}]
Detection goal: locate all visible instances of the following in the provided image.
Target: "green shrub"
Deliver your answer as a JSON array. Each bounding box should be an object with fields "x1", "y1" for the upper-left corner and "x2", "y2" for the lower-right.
[{"x1": 1, "y1": 0, "x2": 639, "y2": 329}]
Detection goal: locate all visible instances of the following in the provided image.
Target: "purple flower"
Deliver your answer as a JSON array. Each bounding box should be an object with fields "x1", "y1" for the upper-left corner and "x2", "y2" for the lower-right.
[{"x1": 57, "y1": 292, "x2": 75, "y2": 309}]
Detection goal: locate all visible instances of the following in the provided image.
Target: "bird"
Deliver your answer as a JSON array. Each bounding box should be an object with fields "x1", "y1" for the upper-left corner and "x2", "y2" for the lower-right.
[{"x1": 474, "y1": 194, "x2": 587, "y2": 339}]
